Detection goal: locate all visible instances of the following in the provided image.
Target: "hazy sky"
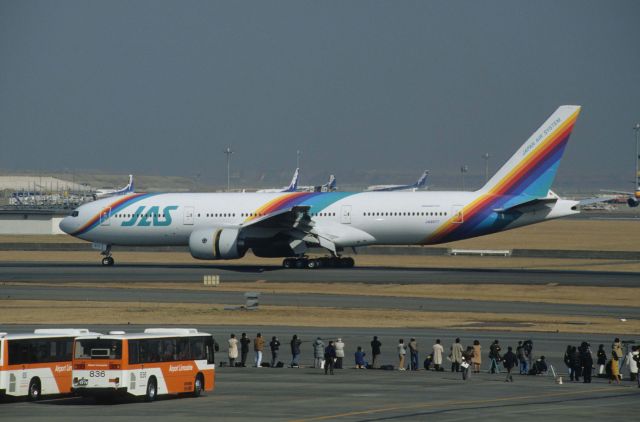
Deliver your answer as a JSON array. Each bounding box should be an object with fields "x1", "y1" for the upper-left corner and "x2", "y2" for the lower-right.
[{"x1": 1, "y1": 0, "x2": 639, "y2": 189}]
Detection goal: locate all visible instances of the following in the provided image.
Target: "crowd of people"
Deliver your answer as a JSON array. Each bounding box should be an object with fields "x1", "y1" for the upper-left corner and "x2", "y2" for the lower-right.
[{"x1": 222, "y1": 333, "x2": 640, "y2": 385}]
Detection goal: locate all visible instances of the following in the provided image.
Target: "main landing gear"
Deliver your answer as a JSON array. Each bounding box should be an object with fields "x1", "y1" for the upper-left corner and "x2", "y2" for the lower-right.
[{"x1": 282, "y1": 256, "x2": 354, "y2": 269}]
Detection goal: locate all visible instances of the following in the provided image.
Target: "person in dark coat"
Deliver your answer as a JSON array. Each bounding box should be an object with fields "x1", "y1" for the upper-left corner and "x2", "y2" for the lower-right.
[
  {"x1": 270, "y1": 336, "x2": 281, "y2": 367},
  {"x1": 324, "y1": 341, "x2": 336, "y2": 375},
  {"x1": 571, "y1": 346, "x2": 581, "y2": 381},
  {"x1": 564, "y1": 345, "x2": 574, "y2": 380},
  {"x1": 596, "y1": 344, "x2": 607, "y2": 376},
  {"x1": 240, "y1": 333, "x2": 251, "y2": 367},
  {"x1": 371, "y1": 336, "x2": 382, "y2": 368},
  {"x1": 489, "y1": 340, "x2": 502, "y2": 374},
  {"x1": 580, "y1": 342, "x2": 593, "y2": 383},
  {"x1": 290, "y1": 335, "x2": 302, "y2": 367},
  {"x1": 502, "y1": 346, "x2": 517, "y2": 382}
]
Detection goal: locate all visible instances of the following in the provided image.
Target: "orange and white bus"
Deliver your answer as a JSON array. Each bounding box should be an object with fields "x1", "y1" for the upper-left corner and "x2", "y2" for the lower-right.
[
  {"x1": 71, "y1": 328, "x2": 215, "y2": 401},
  {"x1": 1, "y1": 329, "x2": 99, "y2": 400}
]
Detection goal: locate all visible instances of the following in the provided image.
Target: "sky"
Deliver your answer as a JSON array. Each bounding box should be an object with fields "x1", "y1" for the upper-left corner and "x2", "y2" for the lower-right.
[{"x1": 1, "y1": 0, "x2": 639, "y2": 191}]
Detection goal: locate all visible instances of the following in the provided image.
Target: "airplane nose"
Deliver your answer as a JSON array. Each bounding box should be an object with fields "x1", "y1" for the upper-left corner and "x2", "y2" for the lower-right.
[{"x1": 59, "y1": 216, "x2": 73, "y2": 234}]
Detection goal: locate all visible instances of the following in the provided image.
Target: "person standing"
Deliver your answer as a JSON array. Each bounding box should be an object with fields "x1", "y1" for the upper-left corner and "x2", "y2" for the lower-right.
[
  {"x1": 580, "y1": 342, "x2": 593, "y2": 383},
  {"x1": 432, "y1": 339, "x2": 444, "y2": 371},
  {"x1": 462, "y1": 346, "x2": 474, "y2": 380},
  {"x1": 633, "y1": 350, "x2": 640, "y2": 388},
  {"x1": 409, "y1": 338, "x2": 419, "y2": 371},
  {"x1": 228, "y1": 333, "x2": 239, "y2": 367},
  {"x1": 324, "y1": 341, "x2": 336, "y2": 375},
  {"x1": 313, "y1": 337, "x2": 325, "y2": 369},
  {"x1": 610, "y1": 351, "x2": 621, "y2": 384},
  {"x1": 516, "y1": 341, "x2": 527, "y2": 375},
  {"x1": 254, "y1": 333, "x2": 265, "y2": 367},
  {"x1": 371, "y1": 336, "x2": 382, "y2": 369},
  {"x1": 626, "y1": 346, "x2": 639, "y2": 382},
  {"x1": 564, "y1": 345, "x2": 576, "y2": 381},
  {"x1": 398, "y1": 339, "x2": 407, "y2": 371},
  {"x1": 596, "y1": 344, "x2": 607, "y2": 376},
  {"x1": 502, "y1": 346, "x2": 517, "y2": 382},
  {"x1": 489, "y1": 340, "x2": 502, "y2": 374},
  {"x1": 472, "y1": 340, "x2": 482, "y2": 373},
  {"x1": 290, "y1": 334, "x2": 302, "y2": 367},
  {"x1": 240, "y1": 333, "x2": 251, "y2": 367},
  {"x1": 571, "y1": 346, "x2": 581, "y2": 382},
  {"x1": 451, "y1": 338, "x2": 464, "y2": 373},
  {"x1": 612, "y1": 338, "x2": 623, "y2": 373},
  {"x1": 523, "y1": 339, "x2": 533, "y2": 372},
  {"x1": 335, "y1": 338, "x2": 345, "y2": 369},
  {"x1": 269, "y1": 336, "x2": 281, "y2": 367}
]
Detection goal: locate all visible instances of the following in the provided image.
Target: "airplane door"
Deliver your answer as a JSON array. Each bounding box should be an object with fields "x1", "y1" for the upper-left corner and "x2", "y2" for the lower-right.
[
  {"x1": 183, "y1": 206, "x2": 194, "y2": 225},
  {"x1": 452, "y1": 205, "x2": 464, "y2": 224},
  {"x1": 100, "y1": 208, "x2": 111, "y2": 226},
  {"x1": 340, "y1": 205, "x2": 352, "y2": 224}
]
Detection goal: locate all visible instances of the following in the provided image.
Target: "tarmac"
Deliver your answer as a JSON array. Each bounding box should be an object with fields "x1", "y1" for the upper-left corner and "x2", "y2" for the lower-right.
[
  {"x1": 1, "y1": 325, "x2": 639, "y2": 421},
  {"x1": 1, "y1": 262, "x2": 639, "y2": 420}
]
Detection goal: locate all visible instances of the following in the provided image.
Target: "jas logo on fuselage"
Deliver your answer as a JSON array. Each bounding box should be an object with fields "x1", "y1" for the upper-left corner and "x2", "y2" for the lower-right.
[{"x1": 121, "y1": 205, "x2": 179, "y2": 227}]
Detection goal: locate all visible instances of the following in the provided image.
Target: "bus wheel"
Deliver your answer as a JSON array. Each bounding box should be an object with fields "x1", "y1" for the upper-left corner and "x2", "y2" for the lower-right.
[
  {"x1": 193, "y1": 373, "x2": 204, "y2": 397},
  {"x1": 28, "y1": 378, "x2": 41, "y2": 401},
  {"x1": 145, "y1": 377, "x2": 157, "y2": 402}
]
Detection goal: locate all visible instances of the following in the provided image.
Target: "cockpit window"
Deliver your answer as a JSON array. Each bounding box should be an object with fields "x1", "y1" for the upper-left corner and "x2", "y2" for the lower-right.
[{"x1": 71, "y1": 211, "x2": 79, "y2": 217}]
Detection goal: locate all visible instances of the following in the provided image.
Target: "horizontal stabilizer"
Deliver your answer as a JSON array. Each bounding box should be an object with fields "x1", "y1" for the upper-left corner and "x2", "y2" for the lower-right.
[
  {"x1": 578, "y1": 196, "x2": 617, "y2": 206},
  {"x1": 493, "y1": 197, "x2": 557, "y2": 214}
]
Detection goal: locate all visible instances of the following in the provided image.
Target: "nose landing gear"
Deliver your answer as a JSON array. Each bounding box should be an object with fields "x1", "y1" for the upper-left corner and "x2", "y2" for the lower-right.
[{"x1": 99, "y1": 244, "x2": 114, "y2": 266}]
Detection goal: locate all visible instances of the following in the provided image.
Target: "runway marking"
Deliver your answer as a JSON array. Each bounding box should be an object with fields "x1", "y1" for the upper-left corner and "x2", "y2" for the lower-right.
[{"x1": 289, "y1": 387, "x2": 634, "y2": 421}]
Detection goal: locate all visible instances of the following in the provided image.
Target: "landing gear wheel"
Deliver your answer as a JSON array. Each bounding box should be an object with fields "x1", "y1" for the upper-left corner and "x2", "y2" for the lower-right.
[
  {"x1": 283, "y1": 258, "x2": 293, "y2": 269},
  {"x1": 294, "y1": 259, "x2": 306, "y2": 269},
  {"x1": 102, "y1": 257, "x2": 114, "y2": 266},
  {"x1": 28, "y1": 378, "x2": 41, "y2": 401},
  {"x1": 344, "y1": 257, "x2": 355, "y2": 268},
  {"x1": 306, "y1": 259, "x2": 319, "y2": 269},
  {"x1": 145, "y1": 377, "x2": 157, "y2": 402}
]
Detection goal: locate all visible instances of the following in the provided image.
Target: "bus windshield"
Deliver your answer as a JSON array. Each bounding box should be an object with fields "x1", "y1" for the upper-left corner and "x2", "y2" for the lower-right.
[{"x1": 75, "y1": 339, "x2": 122, "y2": 360}]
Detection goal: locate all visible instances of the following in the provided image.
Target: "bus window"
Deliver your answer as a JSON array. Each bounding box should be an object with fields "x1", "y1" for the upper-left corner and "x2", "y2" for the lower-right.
[
  {"x1": 128, "y1": 340, "x2": 139, "y2": 364},
  {"x1": 176, "y1": 337, "x2": 190, "y2": 360},
  {"x1": 205, "y1": 336, "x2": 215, "y2": 364},
  {"x1": 9, "y1": 338, "x2": 73, "y2": 364},
  {"x1": 75, "y1": 339, "x2": 122, "y2": 359},
  {"x1": 190, "y1": 337, "x2": 205, "y2": 360}
]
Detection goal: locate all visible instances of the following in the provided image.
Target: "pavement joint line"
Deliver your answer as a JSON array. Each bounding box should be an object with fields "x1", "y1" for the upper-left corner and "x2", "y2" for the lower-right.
[{"x1": 289, "y1": 387, "x2": 634, "y2": 421}]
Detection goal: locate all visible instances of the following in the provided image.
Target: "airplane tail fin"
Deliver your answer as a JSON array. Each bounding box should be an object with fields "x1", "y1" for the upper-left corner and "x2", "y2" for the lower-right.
[
  {"x1": 285, "y1": 168, "x2": 299, "y2": 192},
  {"x1": 327, "y1": 174, "x2": 336, "y2": 190},
  {"x1": 125, "y1": 174, "x2": 134, "y2": 193},
  {"x1": 479, "y1": 105, "x2": 581, "y2": 199},
  {"x1": 414, "y1": 170, "x2": 429, "y2": 189}
]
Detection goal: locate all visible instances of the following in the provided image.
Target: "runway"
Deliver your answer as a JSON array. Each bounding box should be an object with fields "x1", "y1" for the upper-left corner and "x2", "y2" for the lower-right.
[{"x1": 1, "y1": 261, "x2": 639, "y2": 286}]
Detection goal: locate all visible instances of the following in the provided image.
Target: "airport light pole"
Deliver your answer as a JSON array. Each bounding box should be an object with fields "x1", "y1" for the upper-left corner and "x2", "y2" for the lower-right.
[
  {"x1": 224, "y1": 146, "x2": 233, "y2": 192},
  {"x1": 634, "y1": 123, "x2": 640, "y2": 189},
  {"x1": 482, "y1": 153, "x2": 490, "y2": 182},
  {"x1": 460, "y1": 165, "x2": 468, "y2": 190}
]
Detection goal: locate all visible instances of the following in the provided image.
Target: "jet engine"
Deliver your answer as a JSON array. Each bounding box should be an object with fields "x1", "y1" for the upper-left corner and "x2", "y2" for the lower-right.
[
  {"x1": 628, "y1": 197, "x2": 639, "y2": 208},
  {"x1": 189, "y1": 228, "x2": 246, "y2": 260}
]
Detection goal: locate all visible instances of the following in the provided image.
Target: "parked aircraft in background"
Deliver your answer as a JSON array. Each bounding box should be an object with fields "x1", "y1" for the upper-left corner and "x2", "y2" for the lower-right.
[
  {"x1": 366, "y1": 170, "x2": 429, "y2": 192},
  {"x1": 256, "y1": 168, "x2": 299, "y2": 193},
  {"x1": 601, "y1": 188, "x2": 640, "y2": 207},
  {"x1": 94, "y1": 175, "x2": 134, "y2": 199},
  {"x1": 62, "y1": 106, "x2": 589, "y2": 269},
  {"x1": 299, "y1": 174, "x2": 337, "y2": 192}
]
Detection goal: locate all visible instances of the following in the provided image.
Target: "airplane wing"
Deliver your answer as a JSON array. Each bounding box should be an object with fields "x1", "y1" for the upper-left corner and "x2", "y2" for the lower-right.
[
  {"x1": 577, "y1": 196, "x2": 617, "y2": 206},
  {"x1": 241, "y1": 205, "x2": 311, "y2": 230}
]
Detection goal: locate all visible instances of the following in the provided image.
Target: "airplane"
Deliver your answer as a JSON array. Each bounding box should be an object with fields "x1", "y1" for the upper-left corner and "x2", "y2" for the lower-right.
[
  {"x1": 61, "y1": 105, "x2": 584, "y2": 268},
  {"x1": 94, "y1": 175, "x2": 134, "y2": 199},
  {"x1": 366, "y1": 170, "x2": 429, "y2": 192},
  {"x1": 600, "y1": 188, "x2": 640, "y2": 207},
  {"x1": 299, "y1": 174, "x2": 337, "y2": 192},
  {"x1": 256, "y1": 168, "x2": 299, "y2": 193}
]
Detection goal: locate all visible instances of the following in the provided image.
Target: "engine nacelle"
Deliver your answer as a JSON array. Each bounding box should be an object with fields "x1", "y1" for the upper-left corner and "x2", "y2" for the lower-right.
[
  {"x1": 189, "y1": 228, "x2": 246, "y2": 260},
  {"x1": 627, "y1": 197, "x2": 639, "y2": 208}
]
